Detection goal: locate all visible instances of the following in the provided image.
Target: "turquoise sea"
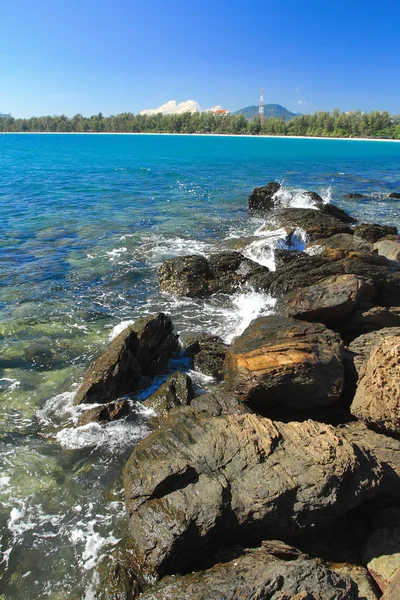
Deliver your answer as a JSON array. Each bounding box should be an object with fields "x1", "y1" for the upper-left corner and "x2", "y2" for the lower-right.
[{"x1": 1, "y1": 133, "x2": 400, "y2": 599}]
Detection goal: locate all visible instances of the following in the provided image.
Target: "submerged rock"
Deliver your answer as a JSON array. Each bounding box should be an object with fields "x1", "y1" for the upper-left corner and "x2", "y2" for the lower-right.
[
  {"x1": 389, "y1": 192, "x2": 400, "y2": 199},
  {"x1": 344, "y1": 193, "x2": 367, "y2": 199},
  {"x1": 143, "y1": 372, "x2": 193, "y2": 418},
  {"x1": 123, "y1": 409, "x2": 382, "y2": 580},
  {"x1": 224, "y1": 315, "x2": 344, "y2": 413},
  {"x1": 351, "y1": 336, "x2": 400, "y2": 436},
  {"x1": 74, "y1": 313, "x2": 178, "y2": 405},
  {"x1": 77, "y1": 399, "x2": 130, "y2": 426},
  {"x1": 139, "y1": 544, "x2": 359, "y2": 600},
  {"x1": 158, "y1": 251, "x2": 271, "y2": 298}
]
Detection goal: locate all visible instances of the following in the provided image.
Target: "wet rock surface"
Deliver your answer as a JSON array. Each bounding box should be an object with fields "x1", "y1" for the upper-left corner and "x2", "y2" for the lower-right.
[
  {"x1": 74, "y1": 313, "x2": 179, "y2": 405},
  {"x1": 123, "y1": 408, "x2": 382, "y2": 580},
  {"x1": 143, "y1": 372, "x2": 193, "y2": 418},
  {"x1": 248, "y1": 181, "x2": 281, "y2": 211},
  {"x1": 77, "y1": 399, "x2": 130, "y2": 426},
  {"x1": 261, "y1": 207, "x2": 353, "y2": 240},
  {"x1": 183, "y1": 333, "x2": 228, "y2": 380},
  {"x1": 224, "y1": 315, "x2": 344, "y2": 412},
  {"x1": 139, "y1": 544, "x2": 359, "y2": 600},
  {"x1": 351, "y1": 336, "x2": 400, "y2": 436},
  {"x1": 158, "y1": 251, "x2": 271, "y2": 297}
]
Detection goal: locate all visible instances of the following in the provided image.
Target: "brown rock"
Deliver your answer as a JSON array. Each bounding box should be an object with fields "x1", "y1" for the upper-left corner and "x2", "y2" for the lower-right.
[
  {"x1": 260, "y1": 207, "x2": 353, "y2": 241},
  {"x1": 306, "y1": 233, "x2": 373, "y2": 254},
  {"x1": 77, "y1": 399, "x2": 130, "y2": 426},
  {"x1": 351, "y1": 336, "x2": 400, "y2": 436},
  {"x1": 123, "y1": 409, "x2": 382, "y2": 580},
  {"x1": 224, "y1": 316, "x2": 344, "y2": 413},
  {"x1": 328, "y1": 563, "x2": 380, "y2": 600},
  {"x1": 139, "y1": 544, "x2": 359, "y2": 600},
  {"x1": 363, "y1": 508, "x2": 400, "y2": 592},
  {"x1": 374, "y1": 237, "x2": 400, "y2": 262},
  {"x1": 340, "y1": 306, "x2": 400, "y2": 338},
  {"x1": 280, "y1": 274, "x2": 374, "y2": 326},
  {"x1": 354, "y1": 223, "x2": 398, "y2": 243},
  {"x1": 143, "y1": 372, "x2": 193, "y2": 419},
  {"x1": 381, "y1": 566, "x2": 400, "y2": 599},
  {"x1": 348, "y1": 327, "x2": 400, "y2": 377},
  {"x1": 74, "y1": 313, "x2": 178, "y2": 405},
  {"x1": 190, "y1": 390, "x2": 252, "y2": 416},
  {"x1": 248, "y1": 181, "x2": 281, "y2": 211}
]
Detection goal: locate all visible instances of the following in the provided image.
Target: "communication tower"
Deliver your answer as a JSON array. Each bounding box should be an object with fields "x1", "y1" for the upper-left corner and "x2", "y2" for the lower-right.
[{"x1": 259, "y1": 88, "x2": 264, "y2": 124}]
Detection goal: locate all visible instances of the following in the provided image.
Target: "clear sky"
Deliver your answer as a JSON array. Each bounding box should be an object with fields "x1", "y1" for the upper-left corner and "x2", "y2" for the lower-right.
[{"x1": 1, "y1": 0, "x2": 399, "y2": 118}]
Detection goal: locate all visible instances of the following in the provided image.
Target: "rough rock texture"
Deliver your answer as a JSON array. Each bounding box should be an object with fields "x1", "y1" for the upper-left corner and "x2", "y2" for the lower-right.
[
  {"x1": 340, "y1": 306, "x2": 400, "y2": 338},
  {"x1": 158, "y1": 251, "x2": 271, "y2": 297},
  {"x1": 389, "y1": 193, "x2": 400, "y2": 199},
  {"x1": 348, "y1": 327, "x2": 400, "y2": 376},
  {"x1": 339, "y1": 420, "x2": 400, "y2": 501},
  {"x1": 143, "y1": 372, "x2": 193, "y2": 418},
  {"x1": 139, "y1": 544, "x2": 359, "y2": 600},
  {"x1": 328, "y1": 563, "x2": 380, "y2": 600},
  {"x1": 379, "y1": 272, "x2": 400, "y2": 306},
  {"x1": 260, "y1": 208, "x2": 353, "y2": 240},
  {"x1": 97, "y1": 548, "x2": 140, "y2": 600},
  {"x1": 351, "y1": 336, "x2": 400, "y2": 436},
  {"x1": 183, "y1": 333, "x2": 228, "y2": 380},
  {"x1": 320, "y1": 203, "x2": 357, "y2": 224},
  {"x1": 224, "y1": 316, "x2": 344, "y2": 412},
  {"x1": 374, "y1": 237, "x2": 400, "y2": 261},
  {"x1": 74, "y1": 313, "x2": 179, "y2": 406},
  {"x1": 123, "y1": 409, "x2": 382, "y2": 580},
  {"x1": 306, "y1": 233, "x2": 373, "y2": 254},
  {"x1": 77, "y1": 399, "x2": 130, "y2": 426},
  {"x1": 248, "y1": 181, "x2": 281, "y2": 211},
  {"x1": 280, "y1": 274, "x2": 374, "y2": 326},
  {"x1": 354, "y1": 223, "x2": 398, "y2": 243},
  {"x1": 363, "y1": 508, "x2": 400, "y2": 592},
  {"x1": 381, "y1": 566, "x2": 400, "y2": 599},
  {"x1": 190, "y1": 390, "x2": 252, "y2": 416}
]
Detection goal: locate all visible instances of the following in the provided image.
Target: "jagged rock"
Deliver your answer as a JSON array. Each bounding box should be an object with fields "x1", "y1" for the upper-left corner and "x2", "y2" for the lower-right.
[
  {"x1": 351, "y1": 336, "x2": 400, "y2": 436},
  {"x1": 259, "y1": 208, "x2": 353, "y2": 241},
  {"x1": 363, "y1": 507, "x2": 400, "y2": 592},
  {"x1": 190, "y1": 390, "x2": 252, "y2": 416},
  {"x1": 158, "y1": 251, "x2": 271, "y2": 298},
  {"x1": 224, "y1": 316, "x2": 344, "y2": 413},
  {"x1": 280, "y1": 274, "x2": 374, "y2": 327},
  {"x1": 344, "y1": 193, "x2": 367, "y2": 199},
  {"x1": 328, "y1": 563, "x2": 380, "y2": 600},
  {"x1": 339, "y1": 420, "x2": 400, "y2": 501},
  {"x1": 77, "y1": 400, "x2": 130, "y2": 426},
  {"x1": 389, "y1": 193, "x2": 400, "y2": 199},
  {"x1": 139, "y1": 544, "x2": 359, "y2": 600},
  {"x1": 143, "y1": 372, "x2": 193, "y2": 418},
  {"x1": 381, "y1": 566, "x2": 400, "y2": 598},
  {"x1": 354, "y1": 223, "x2": 398, "y2": 243},
  {"x1": 306, "y1": 233, "x2": 373, "y2": 254},
  {"x1": 374, "y1": 236, "x2": 400, "y2": 261},
  {"x1": 74, "y1": 314, "x2": 179, "y2": 405},
  {"x1": 248, "y1": 181, "x2": 281, "y2": 210},
  {"x1": 340, "y1": 306, "x2": 400, "y2": 338},
  {"x1": 183, "y1": 333, "x2": 228, "y2": 380},
  {"x1": 379, "y1": 272, "x2": 400, "y2": 306},
  {"x1": 123, "y1": 409, "x2": 382, "y2": 580}
]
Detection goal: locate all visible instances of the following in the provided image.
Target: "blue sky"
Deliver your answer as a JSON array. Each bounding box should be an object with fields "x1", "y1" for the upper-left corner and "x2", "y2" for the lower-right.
[{"x1": 1, "y1": 0, "x2": 399, "y2": 118}]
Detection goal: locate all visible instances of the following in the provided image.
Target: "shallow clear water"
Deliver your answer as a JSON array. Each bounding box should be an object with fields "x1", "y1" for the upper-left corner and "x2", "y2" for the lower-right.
[{"x1": 1, "y1": 133, "x2": 400, "y2": 598}]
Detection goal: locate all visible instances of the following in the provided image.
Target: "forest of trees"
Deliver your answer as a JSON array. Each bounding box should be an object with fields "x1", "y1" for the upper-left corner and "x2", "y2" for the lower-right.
[{"x1": 1, "y1": 109, "x2": 400, "y2": 138}]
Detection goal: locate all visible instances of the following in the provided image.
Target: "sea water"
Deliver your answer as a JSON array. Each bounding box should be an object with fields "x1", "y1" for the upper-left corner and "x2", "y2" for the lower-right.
[{"x1": 0, "y1": 133, "x2": 400, "y2": 598}]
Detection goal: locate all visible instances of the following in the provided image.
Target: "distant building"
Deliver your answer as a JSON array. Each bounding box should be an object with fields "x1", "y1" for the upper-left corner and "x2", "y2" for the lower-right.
[
  {"x1": 212, "y1": 109, "x2": 230, "y2": 115},
  {"x1": 0, "y1": 113, "x2": 11, "y2": 118}
]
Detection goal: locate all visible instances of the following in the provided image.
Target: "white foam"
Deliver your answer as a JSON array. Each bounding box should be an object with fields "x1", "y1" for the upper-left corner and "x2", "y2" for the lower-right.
[
  {"x1": 272, "y1": 183, "x2": 332, "y2": 209},
  {"x1": 70, "y1": 519, "x2": 120, "y2": 571},
  {"x1": 215, "y1": 291, "x2": 276, "y2": 343},
  {"x1": 109, "y1": 320, "x2": 135, "y2": 340},
  {"x1": 36, "y1": 391, "x2": 76, "y2": 426},
  {"x1": 0, "y1": 378, "x2": 21, "y2": 391},
  {"x1": 105, "y1": 247, "x2": 127, "y2": 259},
  {"x1": 56, "y1": 419, "x2": 151, "y2": 452},
  {"x1": 134, "y1": 235, "x2": 212, "y2": 265},
  {"x1": 305, "y1": 244, "x2": 324, "y2": 256}
]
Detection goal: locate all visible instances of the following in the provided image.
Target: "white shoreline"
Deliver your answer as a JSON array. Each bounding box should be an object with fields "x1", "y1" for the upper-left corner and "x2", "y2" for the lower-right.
[{"x1": 0, "y1": 132, "x2": 400, "y2": 142}]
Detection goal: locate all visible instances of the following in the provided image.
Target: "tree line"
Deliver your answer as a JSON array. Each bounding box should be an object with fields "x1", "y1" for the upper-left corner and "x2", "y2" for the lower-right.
[{"x1": 1, "y1": 109, "x2": 399, "y2": 138}]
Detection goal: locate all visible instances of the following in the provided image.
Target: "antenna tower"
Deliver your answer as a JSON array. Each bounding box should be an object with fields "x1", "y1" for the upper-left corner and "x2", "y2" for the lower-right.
[{"x1": 259, "y1": 87, "x2": 264, "y2": 124}]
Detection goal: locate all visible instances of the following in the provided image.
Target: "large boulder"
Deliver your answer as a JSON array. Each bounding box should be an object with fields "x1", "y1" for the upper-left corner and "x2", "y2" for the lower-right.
[
  {"x1": 143, "y1": 372, "x2": 193, "y2": 419},
  {"x1": 378, "y1": 271, "x2": 400, "y2": 306},
  {"x1": 351, "y1": 336, "x2": 400, "y2": 436},
  {"x1": 224, "y1": 316, "x2": 344, "y2": 413},
  {"x1": 280, "y1": 274, "x2": 374, "y2": 327},
  {"x1": 74, "y1": 313, "x2": 179, "y2": 405},
  {"x1": 340, "y1": 306, "x2": 400, "y2": 338},
  {"x1": 248, "y1": 181, "x2": 281, "y2": 211},
  {"x1": 139, "y1": 543, "x2": 360, "y2": 600},
  {"x1": 158, "y1": 251, "x2": 271, "y2": 298},
  {"x1": 123, "y1": 409, "x2": 382, "y2": 580},
  {"x1": 260, "y1": 208, "x2": 353, "y2": 241},
  {"x1": 354, "y1": 223, "x2": 398, "y2": 243},
  {"x1": 348, "y1": 327, "x2": 400, "y2": 377}
]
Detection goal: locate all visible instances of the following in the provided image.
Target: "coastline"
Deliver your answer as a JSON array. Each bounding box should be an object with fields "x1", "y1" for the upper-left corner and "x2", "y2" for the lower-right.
[{"x1": 1, "y1": 131, "x2": 400, "y2": 142}]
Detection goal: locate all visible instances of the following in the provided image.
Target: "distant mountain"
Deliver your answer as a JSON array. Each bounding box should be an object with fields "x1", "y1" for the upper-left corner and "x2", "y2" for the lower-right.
[
  {"x1": 0, "y1": 113, "x2": 11, "y2": 118},
  {"x1": 233, "y1": 104, "x2": 301, "y2": 121}
]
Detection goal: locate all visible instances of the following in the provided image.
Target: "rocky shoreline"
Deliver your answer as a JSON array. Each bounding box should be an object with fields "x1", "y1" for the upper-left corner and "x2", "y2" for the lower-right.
[{"x1": 75, "y1": 182, "x2": 400, "y2": 599}]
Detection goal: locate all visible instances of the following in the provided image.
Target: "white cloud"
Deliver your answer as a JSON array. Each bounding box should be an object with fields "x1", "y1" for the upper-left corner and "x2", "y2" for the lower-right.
[
  {"x1": 298, "y1": 100, "x2": 307, "y2": 105},
  {"x1": 205, "y1": 105, "x2": 223, "y2": 112},
  {"x1": 295, "y1": 87, "x2": 300, "y2": 91},
  {"x1": 140, "y1": 100, "x2": 201, "y2": 115}
]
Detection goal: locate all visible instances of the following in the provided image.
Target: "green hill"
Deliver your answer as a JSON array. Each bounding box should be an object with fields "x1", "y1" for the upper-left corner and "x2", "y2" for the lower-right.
[{"x1": 234, "y1": 104, "x2": 300, "y2": 121}]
